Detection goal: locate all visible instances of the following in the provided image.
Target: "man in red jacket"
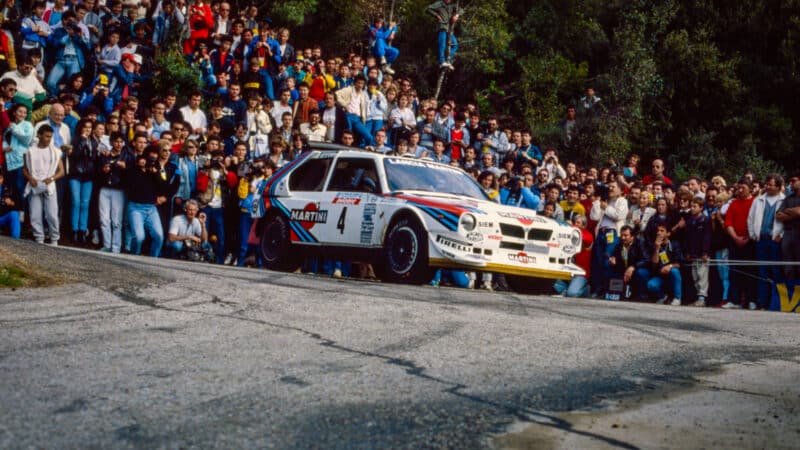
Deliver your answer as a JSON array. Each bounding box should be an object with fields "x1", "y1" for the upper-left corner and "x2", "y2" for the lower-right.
[{"x1": 723, "y1": 179, "x2": 756, "y2": 308}]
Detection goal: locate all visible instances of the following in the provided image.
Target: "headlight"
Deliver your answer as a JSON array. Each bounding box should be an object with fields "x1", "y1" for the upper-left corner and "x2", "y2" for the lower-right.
[
  {"x1": 570, "y1": 229, "x2": 582, "y2": 248},
  {"x1": 460, "y1": 213, "x2": 477, "y2": 231}
]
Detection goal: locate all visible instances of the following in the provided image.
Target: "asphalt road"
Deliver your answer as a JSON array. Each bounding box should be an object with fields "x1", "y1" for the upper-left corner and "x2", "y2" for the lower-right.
[{"x1": 1, "y1": 237, "x2": 799, "y2": 449}]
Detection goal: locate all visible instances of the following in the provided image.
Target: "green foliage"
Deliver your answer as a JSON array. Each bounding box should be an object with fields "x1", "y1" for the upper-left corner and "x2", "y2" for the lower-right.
[
  {"x1": 153, "y1": 46, "x2": 203, "y2": 103},
  {"x1": 270, "y1": 0, "x2": 319, "y2": 27},
  {"x1": 517, "y1": 52, "x2": 588, "y2": 127},
  {"x1": 0, "y1": 265, "x2": 27, "y2": 288}
]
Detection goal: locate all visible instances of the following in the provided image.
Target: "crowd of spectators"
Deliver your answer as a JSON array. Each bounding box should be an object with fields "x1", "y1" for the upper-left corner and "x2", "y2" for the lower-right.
[{"x1": 0, "y1": 0, "x2": 798, "y2": 310}]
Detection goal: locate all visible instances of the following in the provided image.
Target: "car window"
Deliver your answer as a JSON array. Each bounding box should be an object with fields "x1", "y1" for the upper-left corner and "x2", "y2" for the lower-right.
[
  {"x1": 327, "y1": 158, "x2": 381, "y2": 194},
  {"x1": 383, "y1": 158, "x2": 488, "y2": 200},
  {"x1": 288, "y1": 157, "x2": 332, "y2": 191}
]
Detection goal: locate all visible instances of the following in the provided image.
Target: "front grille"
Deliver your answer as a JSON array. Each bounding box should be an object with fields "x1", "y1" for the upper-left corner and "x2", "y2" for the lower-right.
[
  {"x1": 527, "y1": 228, "x2": 553, "y2": 241},
  {"x1": 499, "y1": 223, "x2": 525, "y2": 239},
  {"x1": 500, "y1": 241, "x2": 525, "y2": 251}
]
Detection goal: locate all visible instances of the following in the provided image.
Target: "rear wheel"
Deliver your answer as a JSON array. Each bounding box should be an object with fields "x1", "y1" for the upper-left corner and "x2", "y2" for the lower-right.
[
  {"x1": 381, "y1": 218, "x2": 433, "y2": 285},
  {"x1": 259, "y1": 214, "x2": 300, "y2": 272}
]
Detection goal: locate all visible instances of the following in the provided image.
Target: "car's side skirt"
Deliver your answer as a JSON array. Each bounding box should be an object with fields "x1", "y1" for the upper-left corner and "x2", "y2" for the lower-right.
[{"x1": 429, "y1": 258, "x2": 574, "y2": 281}]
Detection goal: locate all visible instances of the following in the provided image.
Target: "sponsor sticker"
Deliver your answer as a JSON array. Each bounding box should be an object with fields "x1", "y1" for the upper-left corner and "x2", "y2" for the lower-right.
[
  {"x1": 333, "y1": 193, "x2": 363, "y2": 205},
  {"x1": 360, "y1": 202, "x2": 377, "y2": 244},
  {"x1": 466, "y1": 231, "x2": 484, "y2": 243},
  {"x1": 478, "y1": 221, "x2": 494, "y2": 228},
  {"x1": 436, "y1": 235, "x2": 472, "y2": 252},
  {"x1": 290, "y1": 203, "x2": 327, "y2": 229},
  {"x1": 508, "y1": 252, "x2": 536, "y2": 264},
  {"x1": 487, "y1": 234, "x2": 502, "y2": 241}
]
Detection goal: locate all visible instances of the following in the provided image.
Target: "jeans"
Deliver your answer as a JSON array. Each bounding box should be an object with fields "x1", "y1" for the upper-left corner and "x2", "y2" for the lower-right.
[
  {"x1": 366, "y1": 119, "x2": 384, "y2": 142},
  {"x1": 128, "y1": 202, "x2": 164, "y2": 257},
  {"x1": 637, "y1": 267, "x2": 683, "y2": 300},
  {"x1": 166, "y1": 240, "x2": 185, "y2": 257},
  {"x1": 46, "y1": 55, "x2": 81, "y2": 95},
  {"x1": 0, "y1": 210, "x2": 21, "y2": 238},
  {"x1": 237, "y1": 212, "x2": 255, "y2": 266},
  {"x1": 69, "y1": 178, "x2": 93, "y2": 232},
  {"x1": 430, "y1": 269, "x2": 470, "y2": 288},
  {"x1": 554, "y1": 275, "x2": 589, "y2": 298},
  {"x1": 590, "y1": 228, "x2": 618, "y2": 294},
  {"x1": 372, "y1": 39, "x2": 399, "y2": 64},
  {"x1": 714, "y1": 248, "x2": 730, "y2": 300},
  {"x1": 28, "y1": 191, "x2": 60, "y2": 243},
  {"x1": 98, "y1": 187, "x2": 125, "y2": 253},
  {"x1": 203, "y1": 206, "x2": 225, "y2": 264},
  {"x1": 346, "y1": 113, "x2": 375, "y2": 147},
  {"x1": 437, "y1": 31, "x2": 458, "y2": 64},
  {"x1": 6, "y1": 167, "x2": 25, "y2": 205},
  {"x1": 756, "y1": 238, "x2": 782, "y2": 307}
]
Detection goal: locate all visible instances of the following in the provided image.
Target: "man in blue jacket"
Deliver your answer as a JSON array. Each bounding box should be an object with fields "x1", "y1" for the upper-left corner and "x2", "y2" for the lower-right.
[{"x1": 45, "y1": 14, "x2": 89, "y2": 96}]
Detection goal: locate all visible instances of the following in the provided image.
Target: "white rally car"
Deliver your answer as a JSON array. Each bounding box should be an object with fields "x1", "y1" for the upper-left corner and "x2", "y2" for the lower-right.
[{"x1": 253, "y1": 143, "x2": 583, "y2": 290}]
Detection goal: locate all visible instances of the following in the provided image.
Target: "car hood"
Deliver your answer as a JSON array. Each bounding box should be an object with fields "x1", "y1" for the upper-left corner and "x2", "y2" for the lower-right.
[{"x1": 390, "y1": 191, "x2": 553, "y2": 228}]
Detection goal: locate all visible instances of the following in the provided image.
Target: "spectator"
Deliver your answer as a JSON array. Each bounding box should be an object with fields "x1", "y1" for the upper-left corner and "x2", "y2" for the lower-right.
[
  {"x1": 609, "y1": 224, "x2": 647, "y2": 299},
  {"x1": 589, "y1": 180, "x2": 628, "y2": 296},
  {"x1": 777, "y1": 174, "x2": 800, "y2": 280},
  {"x1": 67, "y1": 118, "x2": 99, "y2": 244},
  {"x1": 23, "y1": 125, "x2": 64, "y2": 245},
  {"x1": 637, "y1": 223, "x2": 684, "y2": 305},
  {"x1": 97, "y1": 132, "x2": 130, "y2": 253},
  {"x1": 642, "y1": 158, "x2": 673, "y2": 186},
  {"x1": 685, "y1": 197, "x2": 712, "y2": 307},
  {"x1": 723, "y1": 180, "x2": 756, "y2": 309},
  {"x1": 748, "y1": 174, "x2": 785, "y2": 310},
  {"x1": 0, "y1": 171, "x2": 21, "y2": 238},
  {"x1": 554, "y1": 214, "x2": 593, "y2": 297},
  {"x1": 126, "y1": 147, "x2": 166, "y2": 257},
  {"x1": 426, "y1": 0, "x2": 461, "y2": 70},
  {"x1": 369, "y1": 17, "x2": 398, "y2": 75},
  {"x1": 3, "y1": 103, "x2": 33, "y2": 202},
  {"x1": 166, "y1": 199, "x2": 208, "y2": 257},
  {"x1": 336, "y1": 75, "x2": 373, "y2": 147}
]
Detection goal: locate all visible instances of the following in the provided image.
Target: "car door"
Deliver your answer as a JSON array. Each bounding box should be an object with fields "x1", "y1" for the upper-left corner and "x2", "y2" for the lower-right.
[
  {"x1": 280, "y1": 154, "x2": 334, "y2": 245},
  {"x1": 319, "y1": 156, "x2": 383, "y2": 247}
]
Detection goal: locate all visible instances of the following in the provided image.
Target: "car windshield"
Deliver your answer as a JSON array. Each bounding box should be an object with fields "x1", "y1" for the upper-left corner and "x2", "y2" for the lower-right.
[{"x1": 383, "y1": 158, "x2": 489, "y2": 200}]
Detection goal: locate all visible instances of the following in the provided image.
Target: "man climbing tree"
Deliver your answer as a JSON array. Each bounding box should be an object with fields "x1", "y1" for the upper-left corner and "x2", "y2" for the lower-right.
[
  {"x1": 369, "y1": 17, "x2": 399, "y2": 75},
  {"x1": 426, "y1": 0, "x2": 462, "y2": 71}
]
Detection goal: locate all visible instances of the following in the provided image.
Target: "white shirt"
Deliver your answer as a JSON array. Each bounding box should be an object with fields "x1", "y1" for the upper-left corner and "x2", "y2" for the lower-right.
[
  {"x1": 179, "y1": 105, "x2": 208, "y2": 139},
  {"x1": 0, "y1": 70, "x2": 46, "y2": 100},
  {"x1": 299, "y1": 122, "x2": 327, "y2": 142},
  {"x1": 271, "y1": 102, "x2": 291, "y2": 126},
  {"x1": 169, "y1": 214, "x2": 202, "y2": 239}
]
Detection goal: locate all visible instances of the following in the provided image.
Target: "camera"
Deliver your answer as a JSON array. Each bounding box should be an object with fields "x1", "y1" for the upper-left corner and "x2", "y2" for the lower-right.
[
  {"x1": 597, "y1": 183, "x2": 610, "y2": 201},
  {"x1": 506, "y1": 175, "x2": 524, "y2": 191},
  {"x1": 196, "y1": 153, "x2": 211, "y2": 168}
]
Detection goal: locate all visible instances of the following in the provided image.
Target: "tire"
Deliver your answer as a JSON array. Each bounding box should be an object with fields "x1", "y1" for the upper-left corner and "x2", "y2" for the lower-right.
[
  {"x1": 381, "y1": 217, "x2": 433, "y2": 284},
  {"x1": 259, "y1": 214, "x2": 300, "y2": 272},
  {"x1": 506, "y1": 275, "x2": 554, "y2": 295}
]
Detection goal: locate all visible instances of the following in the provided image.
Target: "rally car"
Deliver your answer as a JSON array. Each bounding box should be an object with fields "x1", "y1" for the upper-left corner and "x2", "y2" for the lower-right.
[{"x1": 252, "y1": 143, "x2": 584, "y2": 290}]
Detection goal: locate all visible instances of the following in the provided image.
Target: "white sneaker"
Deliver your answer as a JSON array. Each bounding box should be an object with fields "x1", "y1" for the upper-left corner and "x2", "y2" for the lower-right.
[
  {"x1": 382, "y1": 64, "x2": 395, "y2": 75},
  {"x1": 48, "y1": 241, "x2": 59, "y2": 247},
  {"x1": 690, "y1": 298, "x2": 706, "y2": 307},
  {"x1": 332, "y1": 269, "x2": 342, "y2": 278},
  {"x1": 440, "y1": 62, "x2": 454, "y2": 70},
  {"x1": 224, "y1": 254, "x2": 233, "y2": 265},
  {"x1": 748, "y1": 302, "x2": 758, "y2": 310},
  {"x1": 721, "y1": 301, "x2": 740, "y2": 309},
  {"x1": 656, "y1": 295, "x2": 669, "y2": 305},
  {"x1": 467, "y1": 279, "x2": 475, "y2": 289},
  {"x1": 481, "y1": 281, "x2": 493, "y2": 292},
  {"x1": 670, "y1": 298, "x2": 682, "y2": 306},
  {"x1": 91, "y1": 230, "x2": 100, "y2": 245}
]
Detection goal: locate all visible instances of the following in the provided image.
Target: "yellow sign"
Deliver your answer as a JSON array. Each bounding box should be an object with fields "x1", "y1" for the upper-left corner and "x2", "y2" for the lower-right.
[{"x1": 774, "y1": 283, "x2": 800, "y2": 313}]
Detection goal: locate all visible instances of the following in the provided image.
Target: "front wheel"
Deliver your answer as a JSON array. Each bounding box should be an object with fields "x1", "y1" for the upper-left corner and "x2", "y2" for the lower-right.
[
  {"x1": 381, "y1": 218, "x2": 433, "y2": 284},
  {"x1": 259, "y1": 215, "x2": 300, "y2": 272}
]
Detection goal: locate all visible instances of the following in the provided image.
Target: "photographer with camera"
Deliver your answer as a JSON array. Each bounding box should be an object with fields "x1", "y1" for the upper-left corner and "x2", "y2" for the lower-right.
[
  {"x1": 166, "y1": 199, "x2": 210, "y2": 260},
  {"x1": 196, "y1": 150, "x2": 234, "y2": 264},
  {"x1": 589, "y1": 180, "x2": 629, "y2": 297},
  {"x1": 45, "y1": 13, "x2": 91, "y2": 96},
  {"x1": 499, "y1": 174, "x2": 540, "y2": 210}
]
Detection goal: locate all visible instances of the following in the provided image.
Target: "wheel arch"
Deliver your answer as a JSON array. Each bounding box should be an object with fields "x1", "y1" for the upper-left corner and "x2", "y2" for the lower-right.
[{"x1": 382, "y1": 207, "x2": 431, "y2": 243}]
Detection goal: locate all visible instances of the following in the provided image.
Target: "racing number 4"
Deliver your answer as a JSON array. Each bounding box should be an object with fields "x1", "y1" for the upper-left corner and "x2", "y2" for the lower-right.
[{"x1": 337, "y1": 207, "x2": 347, "y2": 234}]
